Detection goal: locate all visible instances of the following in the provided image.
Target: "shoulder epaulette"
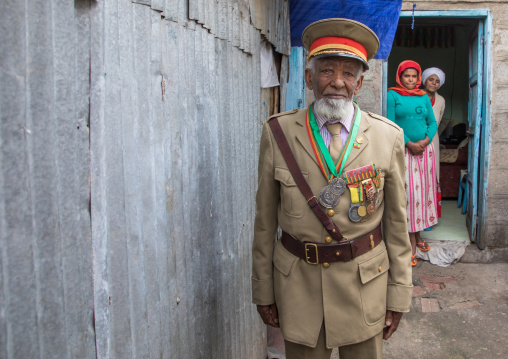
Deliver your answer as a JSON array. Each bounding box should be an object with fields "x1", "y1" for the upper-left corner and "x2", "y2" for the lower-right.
[
  {"x1": 366, "y1": 111, "x2": 402, "y2": 131},
  {"x1": 367, "y1": 111, "x2": 388, "y2": 121},
  {"x1": 268, "y1": 108, "x2": 299, "y2": 120}
]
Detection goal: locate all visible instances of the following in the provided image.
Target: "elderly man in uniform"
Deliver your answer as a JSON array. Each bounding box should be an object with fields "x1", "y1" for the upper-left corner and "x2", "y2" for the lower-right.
[{"x1": 251, "y1": 18, "x2": 413, "y2": 358}]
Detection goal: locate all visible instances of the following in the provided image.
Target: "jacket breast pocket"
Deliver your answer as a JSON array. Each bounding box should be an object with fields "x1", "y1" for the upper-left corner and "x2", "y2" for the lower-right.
[
  {"x1": 274, "y1": 167, "x2": 308, "y2": 219},
  {"x1": 358, "y1": 247, "x2": 390, "y2": 326}
]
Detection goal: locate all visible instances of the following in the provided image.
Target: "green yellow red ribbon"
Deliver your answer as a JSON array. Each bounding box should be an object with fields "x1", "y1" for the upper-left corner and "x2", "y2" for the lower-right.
[{"x1": 305, "y1": 103, "x2": 362, "y2": 181}]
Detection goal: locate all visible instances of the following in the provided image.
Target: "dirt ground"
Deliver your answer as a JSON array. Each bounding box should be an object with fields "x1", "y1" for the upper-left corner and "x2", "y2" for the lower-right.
[
  {"x1": 378, "y1": 260, "x2": 508, "y2": 359},
  {"x1": 331, "y1": 248, "x2": 508, "y2": 358}
]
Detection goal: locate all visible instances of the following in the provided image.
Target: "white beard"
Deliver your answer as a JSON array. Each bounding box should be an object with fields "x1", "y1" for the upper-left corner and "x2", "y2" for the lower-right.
[{"x1": 314, "y1": 98, "x2": 354, "y2": 122}]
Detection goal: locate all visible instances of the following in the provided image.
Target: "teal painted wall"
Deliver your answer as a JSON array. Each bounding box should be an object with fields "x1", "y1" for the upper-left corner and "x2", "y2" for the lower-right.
[{"x1": 286, "y1": 46, "x2": 306, "y2": 111}]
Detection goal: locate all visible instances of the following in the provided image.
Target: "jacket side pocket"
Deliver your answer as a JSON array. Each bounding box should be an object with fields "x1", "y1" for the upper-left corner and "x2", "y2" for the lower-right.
[
  {"x1": 358, "y1": 247, "x2": 390, "y2": 325},
  {"x1": 273, "y1": 239, "x2": 298, "y2": 276}
]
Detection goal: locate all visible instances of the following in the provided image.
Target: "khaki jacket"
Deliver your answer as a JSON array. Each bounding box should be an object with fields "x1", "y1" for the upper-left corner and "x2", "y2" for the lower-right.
[{"x1": 251, "y1": 108, "x2": 412, "y2": 348}]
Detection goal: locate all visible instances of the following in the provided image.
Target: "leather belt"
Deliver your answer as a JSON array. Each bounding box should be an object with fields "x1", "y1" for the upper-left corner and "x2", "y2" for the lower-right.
[{"x1": 280, "y1": 224, "x2": 383, "y2": 264}]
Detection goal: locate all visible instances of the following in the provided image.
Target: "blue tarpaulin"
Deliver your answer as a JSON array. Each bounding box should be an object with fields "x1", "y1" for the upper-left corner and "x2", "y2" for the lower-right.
[{"x1": 290, "y1": 0, "x2": 403, "y2": 59}]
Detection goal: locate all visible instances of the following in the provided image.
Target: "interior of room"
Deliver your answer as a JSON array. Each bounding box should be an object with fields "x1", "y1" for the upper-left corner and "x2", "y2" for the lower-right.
[{"x1": 387, "y1": 16, "x2": 480, "y2": 244}]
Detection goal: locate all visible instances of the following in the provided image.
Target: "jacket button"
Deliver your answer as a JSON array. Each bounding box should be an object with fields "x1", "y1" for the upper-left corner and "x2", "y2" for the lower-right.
[
  {"x1": 378, "y1": 266, "x2": 382, "y2": 272},
  {"x1": 327, "y1": 209, "x2": 335, "y2": 217},
  {"x1": 325, "y1": 236, "x2": 332, "y2": 244},
  {"x1": 336, "y1": 251, "x2": 340, "y2": 256},
  {"x1": 323, "y1": 262, "x2": 330, "y2": 268}
]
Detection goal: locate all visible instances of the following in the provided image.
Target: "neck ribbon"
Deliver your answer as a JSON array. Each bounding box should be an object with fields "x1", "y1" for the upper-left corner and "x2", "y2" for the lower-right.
[{"x1": 305, "y1": 103, "x2": 361, "y2": 180}]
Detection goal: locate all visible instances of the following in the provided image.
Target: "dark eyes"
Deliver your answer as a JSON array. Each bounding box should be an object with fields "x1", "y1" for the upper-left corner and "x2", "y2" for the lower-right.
[{"x1": 322, "y1": 69, "x2": 354, "y2": 77}]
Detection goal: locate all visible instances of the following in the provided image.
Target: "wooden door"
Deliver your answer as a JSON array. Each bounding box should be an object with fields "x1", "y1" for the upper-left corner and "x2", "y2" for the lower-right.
[{"x1": 466, "y1": 22, "x2": 483, "y2": 241}]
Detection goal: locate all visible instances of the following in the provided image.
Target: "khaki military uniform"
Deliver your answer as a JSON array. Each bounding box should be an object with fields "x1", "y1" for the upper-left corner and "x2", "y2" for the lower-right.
[{"x1": 252, "y1": 108, "x2": 413, "y2": 349}]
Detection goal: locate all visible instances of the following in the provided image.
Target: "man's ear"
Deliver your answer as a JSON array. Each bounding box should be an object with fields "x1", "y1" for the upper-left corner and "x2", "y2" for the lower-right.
[
  {"x1": 354, "y1": 75, "x2": 364, "y2": 95},
  {"x1": 304, "y1": 68, "x2": 314, "y2": 90}
]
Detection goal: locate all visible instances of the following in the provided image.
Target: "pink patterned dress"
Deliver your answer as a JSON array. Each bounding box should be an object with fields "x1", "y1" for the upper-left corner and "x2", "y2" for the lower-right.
[{"x1": 404, "y1": 143, "x2": 438, "y2": 232}]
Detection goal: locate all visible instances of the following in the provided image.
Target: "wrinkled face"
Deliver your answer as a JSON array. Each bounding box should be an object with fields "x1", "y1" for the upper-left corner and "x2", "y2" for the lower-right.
[
  {"x1": 304, "y1": 57, "x2": 364, "y2": 103},
  {"x1": 400, "y1": 68, "x2": 418, "y2": 90},
  {"x1": 424, "y1": 74, "x2": 441, "y2": 93}
]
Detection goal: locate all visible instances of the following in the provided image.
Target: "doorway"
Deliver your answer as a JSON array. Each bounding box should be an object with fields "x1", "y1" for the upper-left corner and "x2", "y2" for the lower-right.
[{"x1": 383, "y1": 10, "x2": 492, "y2": 248}]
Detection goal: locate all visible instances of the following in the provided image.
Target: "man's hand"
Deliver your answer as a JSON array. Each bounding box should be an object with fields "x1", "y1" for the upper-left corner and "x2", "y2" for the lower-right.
[
  {"x1": 383, "y1": 310, "x2": 403, "y2": 340},
  {"x1": 257, "y1": 303, "x2": 279, "y2": 328}
]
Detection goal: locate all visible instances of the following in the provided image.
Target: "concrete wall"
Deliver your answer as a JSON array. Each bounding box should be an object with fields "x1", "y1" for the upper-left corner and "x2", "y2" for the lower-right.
[{"x1": 357, "y1": 59, "x2": 385, "y2": 115}]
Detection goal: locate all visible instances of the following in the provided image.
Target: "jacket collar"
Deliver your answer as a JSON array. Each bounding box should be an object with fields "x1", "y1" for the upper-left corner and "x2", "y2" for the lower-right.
[{"x1": 294, "y1": 108, "x2": 372, "y2": 170}]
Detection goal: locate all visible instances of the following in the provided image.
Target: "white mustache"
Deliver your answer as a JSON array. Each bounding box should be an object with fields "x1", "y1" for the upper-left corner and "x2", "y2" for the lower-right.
[{"x1": 314, "y1": 98, "x2": 354, "y2": 121}]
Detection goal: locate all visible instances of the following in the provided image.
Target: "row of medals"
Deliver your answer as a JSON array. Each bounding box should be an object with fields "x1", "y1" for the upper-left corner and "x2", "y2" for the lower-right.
[{"x1": 317, "y1": 175, "x2": 381, "y2": 223}]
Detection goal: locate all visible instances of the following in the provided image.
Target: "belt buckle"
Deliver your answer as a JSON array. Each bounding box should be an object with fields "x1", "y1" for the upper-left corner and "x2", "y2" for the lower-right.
[{"x1": 304, "y1": 243, "x2": 319, "y2": 264}]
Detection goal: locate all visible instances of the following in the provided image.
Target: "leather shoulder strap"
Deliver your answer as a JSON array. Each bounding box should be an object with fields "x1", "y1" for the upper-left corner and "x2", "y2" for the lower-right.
[{"x1": 268, "y1": 117, "x2": 344, "y2": 241}]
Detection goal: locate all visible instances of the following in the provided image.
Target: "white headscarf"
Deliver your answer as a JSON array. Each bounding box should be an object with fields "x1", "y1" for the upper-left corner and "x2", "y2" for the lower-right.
[{"x1": 422, "y1": 67, "x2": 445, "y2": 88}]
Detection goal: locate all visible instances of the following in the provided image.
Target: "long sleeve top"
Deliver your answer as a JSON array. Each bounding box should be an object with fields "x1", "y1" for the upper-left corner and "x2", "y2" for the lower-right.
[{"x1": 387, "y1": 90, "x2": 437, "y2": 144}]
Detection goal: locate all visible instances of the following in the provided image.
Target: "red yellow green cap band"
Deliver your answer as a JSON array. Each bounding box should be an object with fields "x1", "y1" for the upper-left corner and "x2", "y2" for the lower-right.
[{"x1": 307, "y1": 36, "x2": 368, "y2": 62}]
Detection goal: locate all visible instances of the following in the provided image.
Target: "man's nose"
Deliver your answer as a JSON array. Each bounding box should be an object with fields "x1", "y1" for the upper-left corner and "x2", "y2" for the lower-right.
[{"x1": 330, "y1": 73, "x2": 346, "y2": 88}]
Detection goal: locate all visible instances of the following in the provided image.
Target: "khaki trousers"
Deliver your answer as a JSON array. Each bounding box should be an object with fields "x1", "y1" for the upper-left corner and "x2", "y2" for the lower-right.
[{"x1": 284, "y1": 323, "x2": 383, "y2": 359}]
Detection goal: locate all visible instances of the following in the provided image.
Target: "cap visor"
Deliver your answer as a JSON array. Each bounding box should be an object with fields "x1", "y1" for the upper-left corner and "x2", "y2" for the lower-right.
[{"x1": 311, "y1": 52, "x2": 369, "y2": 71}]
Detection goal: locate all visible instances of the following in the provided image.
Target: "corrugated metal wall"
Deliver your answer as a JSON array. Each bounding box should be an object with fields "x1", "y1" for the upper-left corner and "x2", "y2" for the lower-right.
[
  {"x1": 0, "y1": 0, "x2": 96, "y2": 358},
  {"x1": 1, "y1": 0, "x2": 290, "y2": 358},
  {"x1": 131, "y1": 0, "x2": 291, "y2": 56}
]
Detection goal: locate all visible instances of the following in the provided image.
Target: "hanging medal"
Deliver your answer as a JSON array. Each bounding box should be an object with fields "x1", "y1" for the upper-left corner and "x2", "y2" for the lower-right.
[
  {"x1": 347, "y1": 183, "x2": 361, "y2": 222},
  {"x1": 367, "y1": 202, "x2": 376, "y2": 215},
  {"x1": 306, "y1": 103, "x2": 362, "y2": 209},
  {"x1": 357, "y1": 182, "x2": 367, "y2": 217},
  {"x1": 343, "y1": 164, "x2": 381, "y2": 222},
  {"x1": 348, "y1": 204, "x2": 362, "y2": 222},
  {"x1": 318, "y1": 177, "x2": 346, "y2": 208},
  {"x1": 363, "y1": 179, "x2": 377, "y2": 215}
]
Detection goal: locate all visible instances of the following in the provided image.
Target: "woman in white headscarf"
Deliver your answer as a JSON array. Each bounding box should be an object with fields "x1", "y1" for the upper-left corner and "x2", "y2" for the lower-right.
[{"x1": 422, "y1": 67, "x2": 445, "y2": 231}]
